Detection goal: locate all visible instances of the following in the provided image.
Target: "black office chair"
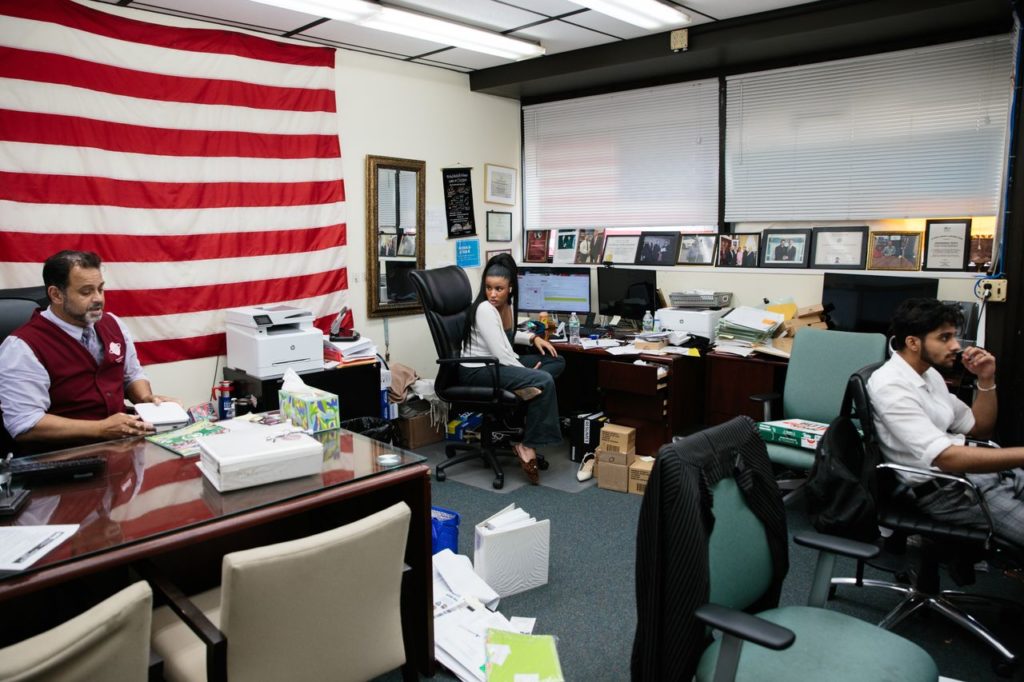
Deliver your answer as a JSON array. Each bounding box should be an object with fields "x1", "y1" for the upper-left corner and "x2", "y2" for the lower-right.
[
  {"x1": 0, "y1": 297, "x2": 42, "y2": 344},
  {"x1": 828, "y1": 362, "x2": 1021, "y2": 677},
  {"x1": 408, "y1": 266, "x2": 546, "y2": 489}
]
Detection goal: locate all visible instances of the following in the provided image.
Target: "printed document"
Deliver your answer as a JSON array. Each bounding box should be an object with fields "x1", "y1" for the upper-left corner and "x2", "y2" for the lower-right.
[{"x1": 0, "y1": 525, "x2": 78, "y2": 571}]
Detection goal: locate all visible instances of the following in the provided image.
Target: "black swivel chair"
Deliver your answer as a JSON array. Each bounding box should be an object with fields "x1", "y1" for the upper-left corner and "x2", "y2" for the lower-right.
[
  {"x1": 830, "y1": 362, "x2": 1021, "y2": 676},
  {"x1": 0, "y1": 291, "x2": 43, "y2": 455},
  {"x1": 408, "y1": 266, "x2": 547, "y2": 489}
]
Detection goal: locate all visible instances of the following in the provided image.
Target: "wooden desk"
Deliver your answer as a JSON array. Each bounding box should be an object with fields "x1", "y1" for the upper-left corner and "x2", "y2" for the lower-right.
[
  {"x1": 705, "y1": 351, "x2": 788, "y2": 425},
  {"x1": 0, "y1": 431, "x2": 434, "y2": 676}
]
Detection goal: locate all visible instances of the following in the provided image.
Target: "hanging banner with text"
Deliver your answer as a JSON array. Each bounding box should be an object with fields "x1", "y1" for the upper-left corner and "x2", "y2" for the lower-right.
[{"x1": 442, "y1": 167, "x2": 477, "y2": 238}]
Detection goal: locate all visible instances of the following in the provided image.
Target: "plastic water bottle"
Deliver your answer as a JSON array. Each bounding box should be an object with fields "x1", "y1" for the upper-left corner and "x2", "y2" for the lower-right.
[
  {"x1": 642, "y1": 310, "x2": 654, "y2": 333},
  {"x1": 653, "y1": 310, "x2": 662, "y2": 333},
  {"x1": 568, "y1": 312, "x2": 581, "y2": 345}
]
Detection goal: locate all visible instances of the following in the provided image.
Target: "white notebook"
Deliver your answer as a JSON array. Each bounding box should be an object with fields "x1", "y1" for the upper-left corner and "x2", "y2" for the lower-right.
[
  {"x1": 135, "y1": 401, "x2": 189, "y2": 428},
  {"x1": 195, "y1": 429, "x2": 323, "y2": 492}
]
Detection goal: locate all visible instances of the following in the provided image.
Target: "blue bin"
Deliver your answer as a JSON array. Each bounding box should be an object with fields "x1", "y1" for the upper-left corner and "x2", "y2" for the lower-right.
[{"x1": 431, "y1": 506, "x2": 460, "y2": 555}]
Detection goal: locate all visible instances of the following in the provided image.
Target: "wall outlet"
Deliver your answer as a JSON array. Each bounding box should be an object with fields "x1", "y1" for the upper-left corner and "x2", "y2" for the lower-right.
[{"x1": 984, "y1": 278, "x2": 1007, "y2": 302}]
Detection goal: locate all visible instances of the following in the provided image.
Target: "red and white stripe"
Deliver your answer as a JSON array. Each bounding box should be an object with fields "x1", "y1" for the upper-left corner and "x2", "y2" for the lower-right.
[{"x1": 0, "y1": 0, "x2": 347, "y2": 364}]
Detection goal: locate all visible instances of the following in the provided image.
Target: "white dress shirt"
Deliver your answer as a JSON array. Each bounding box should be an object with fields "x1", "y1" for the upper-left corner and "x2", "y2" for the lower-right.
[
  {"x1": 0, "y1": 309, "x2": 147, "y2": 438},
  {"x1": 867, "y1": 352, "x2": 975, "y2": 485},
  {"x1": 461, "y1": 303, "x2": 531, "y2": 368}
]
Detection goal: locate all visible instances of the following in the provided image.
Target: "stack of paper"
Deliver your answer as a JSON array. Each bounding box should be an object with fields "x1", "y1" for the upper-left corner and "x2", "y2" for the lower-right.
[
  {"x1": 474, "y1": 504, "x2": 550, "y2": 598},
  {"x1": 714, "y1": 306, "x2": 785, "y2": 355},
  {"x1": 324, "y1": 336, "x2": 378, "y2": 366},
  {"x1": 195, "y1": 428, "x2": 324, "y2": 491},
  {"x1": 134, "y1": 401, "x2": 189, "y2": 432}
]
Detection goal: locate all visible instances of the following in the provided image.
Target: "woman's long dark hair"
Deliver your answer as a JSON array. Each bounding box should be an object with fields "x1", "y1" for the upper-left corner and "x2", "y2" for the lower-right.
[{"x1": 462, "y1": 253, "x2": 518, "y2": 351}]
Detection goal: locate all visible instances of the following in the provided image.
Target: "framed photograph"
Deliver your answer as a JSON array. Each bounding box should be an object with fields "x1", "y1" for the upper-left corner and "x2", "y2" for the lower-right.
[
  {"x1": 761, "y1": 229, "x2": 812, "y2": 268},
  {"x1": 486, "y1": 211, "x2": 512, "y2": 242},
  {"x1": 575, "y1": 228, "x2": 598, "y2": 264},
  {"x1": 718, "y1": 233, "x2": 760, "y2": 268},
  {"x1": 923, "y1": 219, "x2": 971, "y2": 271},
  {"x1": 601, "y1": 234, "x2": 641, "y2": 265},
  {"x1": 486, "y1": 248, "x2": 512, "y2": 261},
  {"x1": 968, "y1": 234, "x2": 994, "y2": 272},
  {"x1": 378, "y1": 233, "x2": 398, "y2": 257},
  {"x1": 554, "y1": 229, "x2": 578, "y2": 264},
  {"x1": 867, "y1": 231, "x2": 923, "y2": 271},
  {"x1": 484, "y1": 163, "x2": 516, "y2": 205},
  {"x1": 636, "y1": 232, "x2": 681, "y2": 266},
  {"x1": 677, "y1": 234, "x2": 717, "y2": 265},
  {"x1": 811, "y1": 226, "x2": 868, "y2": 269},
  {"x1": 396, "y1": 232, "x2": 416, "y2": 257},
  {"x1": 525, "y1": 229, "x2": 550, "y2": 263}
]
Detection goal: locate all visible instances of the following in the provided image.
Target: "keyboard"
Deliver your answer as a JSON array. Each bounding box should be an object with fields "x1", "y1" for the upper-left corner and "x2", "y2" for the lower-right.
[{"x1": 9, "y1": 456, "x2": 106, "y2": 485}]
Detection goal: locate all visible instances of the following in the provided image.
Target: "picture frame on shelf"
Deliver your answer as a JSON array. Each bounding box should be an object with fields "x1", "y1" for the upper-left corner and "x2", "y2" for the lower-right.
[
  {"x1": 867, "y1": 231, "x2": 923, "y2": 271},
  {"x1": 396, "y1": 232, "x2": 416, "y2": 257},
  {"x1": 677, "y1": 234, "x2": 717, "y2": 265},
  {"x1": 486, "y1": 248, "x2": 512, "y2": 261},
  {"x1": 486, "y1": 211, "x2": 513, "y2": 242},
  {"x1": 761, "y1": 229, "x2": 812, "y2": 268},
  {"x1": 718, "y1": 233, "x2": 760, "y2": 268},
  {"x1": 525, "y1": 230, "x2": 550, "y2": 263},
  {"x1": 575, "y1": 228, "x2": 598, "y2": 264},
  {"x1": 601, "y1": 233, "x2": 641, "y2": 265},
  {"x1": 968, "y1": 234, "x2": 994, "y2": 272},
  {"x1": 923, "y1": 219, "x2": 971, "y2": 272},
  {"x1": 484, "y1": 163, "x2": 516, "y2": 205},
  {"x1": 810, "y1": 226, "x2": 868, "y2": 269},
  {"x1": 636, "y1": 232, "x2": 680, "y2": 266}
]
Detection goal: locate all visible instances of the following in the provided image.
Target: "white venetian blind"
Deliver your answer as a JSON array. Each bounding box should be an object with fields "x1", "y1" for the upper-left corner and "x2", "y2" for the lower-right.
[
  {"x1": 523, "y1": 79, "x2": 719, "y2": 230},
  {"x1": 725, "y1": 36, "x2": 1013, "y2": 221}
]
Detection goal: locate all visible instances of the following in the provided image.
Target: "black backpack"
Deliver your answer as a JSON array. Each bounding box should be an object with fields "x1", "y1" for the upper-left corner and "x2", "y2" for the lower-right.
[{"x1": 805, "y1": 374, "x2": 880, "y2": 542}]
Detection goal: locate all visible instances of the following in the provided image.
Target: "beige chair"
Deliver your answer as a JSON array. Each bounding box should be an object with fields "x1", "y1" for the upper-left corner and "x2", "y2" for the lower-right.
[
  {"x1": 150, "y1": 501, "x2": 412, "y2": 682},
  {"x1": 0, "y1": 580, "x2": 153, "y2": 682}
]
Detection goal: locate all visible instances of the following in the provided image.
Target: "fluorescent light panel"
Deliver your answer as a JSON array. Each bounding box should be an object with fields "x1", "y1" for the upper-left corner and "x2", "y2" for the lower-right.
[
  {"x1": 248, "y1": 0, "x2": 545, "y2": 60},
  {"x1": 568, "y1": 0, "x2": 690, "y2": 30}
]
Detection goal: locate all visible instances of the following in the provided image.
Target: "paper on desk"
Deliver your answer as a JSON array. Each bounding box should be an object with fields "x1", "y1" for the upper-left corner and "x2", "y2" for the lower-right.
[
  {"x1": 434, "y1": 548, "x2": 501, "y2": 610},
  {"x1": 605, "y1": 345, "x2": 639, "y2": 356},
  {"x1": 134, "y1": 401, "x2": 189, "y2": 426},
  {"x1": 0, "y1": 525, "x2": 78, "y2": 571}
]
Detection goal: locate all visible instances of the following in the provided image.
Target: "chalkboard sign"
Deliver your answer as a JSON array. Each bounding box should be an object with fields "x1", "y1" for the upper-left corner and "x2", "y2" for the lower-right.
[{"x1": 442, "y1": 167, "x2": 477, "y2": 238}]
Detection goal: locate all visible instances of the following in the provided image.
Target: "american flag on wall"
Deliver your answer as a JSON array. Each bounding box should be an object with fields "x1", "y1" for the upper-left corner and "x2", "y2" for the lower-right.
[{"x1": 0, "y1": 0, "x2": 347, "y2": 364}]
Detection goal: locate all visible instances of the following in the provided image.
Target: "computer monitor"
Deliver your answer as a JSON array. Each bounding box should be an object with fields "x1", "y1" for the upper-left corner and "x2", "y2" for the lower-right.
[
  {"x1": 516, "y1": 267, "x2": 591, "y2": 315},
  {"x1": 822, "y1": 273, "x2": 939, "y2": 335},
  {"x1": 384, "y1": 260, "x2": 418, "y2": 303},
  {"x1": 597, "y1": 267, "x2": 658, "y2": 322}
]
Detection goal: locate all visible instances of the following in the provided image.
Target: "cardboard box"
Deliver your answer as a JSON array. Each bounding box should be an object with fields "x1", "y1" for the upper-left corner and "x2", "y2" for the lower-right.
[
  {"x1": 596, "y1": 447, "x2": 635, "y2": 467},
  {"x1": 629, "y1": 457, "x2": 656, "y2": 496},
  {"x1": 758, "y1": 419, "x2": 829, "y2": 450},
  {"x1": 396, "y1": 413, "x2": 444, "y2": 450},
  {"x1": 278, "y1": 386, "x2": 340, "y2": 433},
  {"x1": 446, "y1": 412, "x2": 483, "y2": 442},
  {"x1": 569, "y1": 411, "x2": 610, "y2": 462},
  {"x1": 599, "y1": 423, "x2": 636, "y2": 454},
  {"x1": 634, "y1": 339, "x2": 667, "y2": 351},
  {"x1": 597, "y1": 461, "x2": 629, "y2": 492}
]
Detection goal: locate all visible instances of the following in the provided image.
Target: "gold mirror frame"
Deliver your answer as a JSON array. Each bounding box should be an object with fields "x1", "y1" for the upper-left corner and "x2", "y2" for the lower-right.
[{"x1": 365, "y1": 155, "x2": 426, "y2": 318}]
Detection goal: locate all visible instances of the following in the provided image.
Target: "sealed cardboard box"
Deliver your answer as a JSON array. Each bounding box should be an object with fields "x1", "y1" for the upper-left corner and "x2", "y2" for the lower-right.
[
  {"x1": 446, "y1": 412, "x2": 483, "y2": 442},
  {"x1": 278, "y1": 386, "x2": 339, "y2": 433},
  {"x1": 597, "y1": 461, "x2": 629, "y2": 492},
  {"x1": 396, "y1": 413, "x2": 444, "y2": 450},
  {"x1": 758, "y1": 419, "x2": 828, "y2": 450},
  {"x1": 570, "y1": 411, "x2": 609, "y2": 462},
  {"x1": 629, "y1": 457, "x2": 656, "y2": 496},
  {"x1": 599, "y1": 423, "x2": 636, "y2": 454},
  {"x1": 596, "y1": 447, "x2": 635, "y2": 467}
]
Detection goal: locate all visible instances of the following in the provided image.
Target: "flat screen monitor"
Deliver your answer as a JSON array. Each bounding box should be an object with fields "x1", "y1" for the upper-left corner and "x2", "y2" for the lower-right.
[
  {"x1": 516, "y1": 267, "x2": 591, "y2": 315},
  {"x1": 597, "y1": 267, "x2": 658, "y2": 322},
  {"x1": 384, "y1": 260, "x2": 418, "y2": 303},
  {"x1": 822, "y1": 273, "x2": 938, "y2": 335}
]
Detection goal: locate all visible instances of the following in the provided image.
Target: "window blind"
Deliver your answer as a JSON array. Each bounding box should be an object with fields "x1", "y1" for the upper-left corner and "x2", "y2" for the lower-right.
[
  {"x1": 725, "y1": 37, "x2": 1013, "y2": 222},
  {"x1": 523, "y1": 79, "x2": 719, "y2": 230}
]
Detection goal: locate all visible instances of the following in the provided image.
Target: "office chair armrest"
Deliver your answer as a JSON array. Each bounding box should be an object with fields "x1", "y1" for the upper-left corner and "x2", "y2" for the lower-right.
[
  {"x1": 749, "y1": 392, "x2": 781, "y2": 421},
  {"x1": 793, "y1": 531, "x2": 879, "y2": 560},
  {"x1": 876, "y1": 462, "x2": 996, "y2": 538},
  {"x1": 134, "y1": 560, "x2": 228, "y2": 682},
  {"x1": 695, "y1": 603, "x2": 795, "y2": 650}
]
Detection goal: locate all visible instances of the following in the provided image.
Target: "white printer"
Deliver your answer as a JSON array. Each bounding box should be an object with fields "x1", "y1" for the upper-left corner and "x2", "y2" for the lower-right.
[
  {"x1": 225, "y1": 305, "x2": 323, "y2": 379},
  {"x1": 656, "y1": 307, "x2": 731, "y2": 340}
]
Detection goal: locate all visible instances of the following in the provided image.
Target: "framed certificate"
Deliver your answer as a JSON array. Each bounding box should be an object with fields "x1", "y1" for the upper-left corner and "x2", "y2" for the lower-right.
[
  {"x1": 601, "y1": 234, "x2": 641, "y2": 264},
  {"x1": 923, "y1": 219, "x2": 971, "y2": 271},
  {"x1": 486, "y1": 211, "x2": 512, "y2": 242},
  {"x1": 484, "y1": 163, "x2": 516, "y2": 205},
  {"x1": 811, "y1": 226, "x2": 868, "y2": 269}
]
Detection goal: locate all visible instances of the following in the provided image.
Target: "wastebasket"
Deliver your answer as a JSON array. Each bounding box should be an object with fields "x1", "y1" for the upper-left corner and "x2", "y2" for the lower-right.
[
  {"x1": 431, "y1": 506, "x2": 460, "y2": 555},
  {"x1": 339, "y1": 416, "x2": 396, "y2": 444}
]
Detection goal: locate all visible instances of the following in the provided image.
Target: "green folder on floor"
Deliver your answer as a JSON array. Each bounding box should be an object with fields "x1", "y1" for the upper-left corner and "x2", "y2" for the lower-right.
[{"x1": 485, "y1": 629, "x2": 565, "y2": 682}]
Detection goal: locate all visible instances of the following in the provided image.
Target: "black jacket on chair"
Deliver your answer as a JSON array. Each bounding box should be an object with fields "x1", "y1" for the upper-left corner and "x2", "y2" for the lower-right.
[{"x1": 631, "y1": 416, "x2": 789, "y2": 682}]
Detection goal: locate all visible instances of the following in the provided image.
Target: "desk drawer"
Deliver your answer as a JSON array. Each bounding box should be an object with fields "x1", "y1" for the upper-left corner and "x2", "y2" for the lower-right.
[
  {"x1": 598, "y1": 361, "x2": 667, "y2": 396},
  {"x1": 604, "y1": 392, "x2": 667, "y2": 420}
]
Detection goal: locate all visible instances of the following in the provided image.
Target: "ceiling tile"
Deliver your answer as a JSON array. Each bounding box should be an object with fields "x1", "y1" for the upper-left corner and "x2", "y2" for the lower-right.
[
  {"x1": 132, "y1": 0, "x2": 316, "y2": 33},
  {"x1": 387, "y1": 0, "x2": 547, "y2": 31},
  {"x1": 302, "y1": 20, "x2": 448, "y2": 58},
  {"x1": 511, "y1": 16, "x2": 619, "y2": 54},
  {"x1": 681, "y1": 0, "x2": 818, "y2": 21},
  {"x1": 499, "y1": 0, "x2": 584, "y2": 18}
]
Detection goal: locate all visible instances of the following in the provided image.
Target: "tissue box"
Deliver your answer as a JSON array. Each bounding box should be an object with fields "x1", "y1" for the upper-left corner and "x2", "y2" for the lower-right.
[
  {"x1": 758, "y1": 419, "x2": 829, "y2": 450},
  {"x1": 278, "y1": 386, "x2": 340, "y2": 433}
]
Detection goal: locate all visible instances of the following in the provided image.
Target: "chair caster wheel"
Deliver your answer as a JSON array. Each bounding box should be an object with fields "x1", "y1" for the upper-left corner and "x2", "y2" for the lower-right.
[
  {"x1": 493, "y1": 477, "x2": 504, "y2": 490},
  {"x1": 436, "y1": 470, "x2": 447, "y2": 482},
  {"x1": 537, "y1": 459, "x2": 549, "y2": 471},
  {"x1": 992, "y1": 656, "x2": 1016, "y2": 678}
]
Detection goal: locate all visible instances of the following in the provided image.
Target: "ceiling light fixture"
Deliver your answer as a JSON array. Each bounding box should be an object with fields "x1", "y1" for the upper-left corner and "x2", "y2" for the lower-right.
[
  {"x1": 568, "y1": 0, "x2": 690, "y2": 31},
  {"x1": 248, "y1": 0, "x2": 545, "y2": 60}
]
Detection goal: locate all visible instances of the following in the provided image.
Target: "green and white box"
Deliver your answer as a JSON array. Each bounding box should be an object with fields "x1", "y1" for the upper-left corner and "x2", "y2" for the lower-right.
[{"x1": 758, "y1": 419, "x2": 828, "y2": 450}]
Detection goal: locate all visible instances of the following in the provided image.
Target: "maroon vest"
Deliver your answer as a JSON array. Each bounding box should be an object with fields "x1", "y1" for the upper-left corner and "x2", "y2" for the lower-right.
[{"x1": 13, "y1": 310, "x2": 127, "y2": 421}]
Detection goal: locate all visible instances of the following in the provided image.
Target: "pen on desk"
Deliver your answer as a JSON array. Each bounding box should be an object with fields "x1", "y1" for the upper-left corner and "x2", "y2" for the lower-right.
[{"x1": 13, "y1": 531, "x2": 62, "y2": 564}]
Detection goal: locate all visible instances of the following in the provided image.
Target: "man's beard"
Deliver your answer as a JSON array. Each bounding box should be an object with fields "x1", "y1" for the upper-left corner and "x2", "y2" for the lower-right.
[{"x1": 922, "y1": 345, "x2": 956, "y2": 370}]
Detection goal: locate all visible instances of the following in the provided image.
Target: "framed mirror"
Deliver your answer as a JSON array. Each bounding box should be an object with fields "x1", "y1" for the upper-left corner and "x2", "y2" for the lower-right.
[{"x1": 366, "y1": 155, "x2": 425, "y2": 318}]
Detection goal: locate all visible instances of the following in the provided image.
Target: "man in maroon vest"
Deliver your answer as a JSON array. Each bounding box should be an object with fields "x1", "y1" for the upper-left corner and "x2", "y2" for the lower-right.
[{"x1": 0, "y1": 251, "x2": 172, "y2": 454}]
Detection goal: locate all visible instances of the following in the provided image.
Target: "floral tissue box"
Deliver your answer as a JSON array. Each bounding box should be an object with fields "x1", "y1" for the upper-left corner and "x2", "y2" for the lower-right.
[{"x1": 278, "y1": 386, "x2": 340, "y2": 433}]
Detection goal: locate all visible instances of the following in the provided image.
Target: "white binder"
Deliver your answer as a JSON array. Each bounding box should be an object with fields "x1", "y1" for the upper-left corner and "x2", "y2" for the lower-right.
[
  {"x1": 473, "y1": 503, "x2": 550, "y2": 598},
  {"x1": 195, "y1": 429, "x2": 323, "y2": 492}
]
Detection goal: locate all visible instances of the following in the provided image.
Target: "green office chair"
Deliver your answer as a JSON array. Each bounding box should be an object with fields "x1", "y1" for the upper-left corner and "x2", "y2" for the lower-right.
[
  {"x1": 633, "y1": 417, "x2": 939, "y2": 681},
  {"x1": 752, "y1": 327, "x2": 886, "y2": 472}
]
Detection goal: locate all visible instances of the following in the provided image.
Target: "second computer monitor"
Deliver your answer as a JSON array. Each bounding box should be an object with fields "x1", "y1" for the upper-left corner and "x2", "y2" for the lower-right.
[
  {"x1": 516, "y1": 267, "x2": 591, "y2": 315},
  {"x1": 597, "y1": 267, "x2": 658, "y2": 322}
]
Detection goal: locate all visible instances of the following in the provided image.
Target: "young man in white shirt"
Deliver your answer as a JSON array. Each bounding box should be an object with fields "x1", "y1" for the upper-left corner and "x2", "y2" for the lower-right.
[{"x1": 868, "y1": 297, "x2": 1024, "y2": 546}]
